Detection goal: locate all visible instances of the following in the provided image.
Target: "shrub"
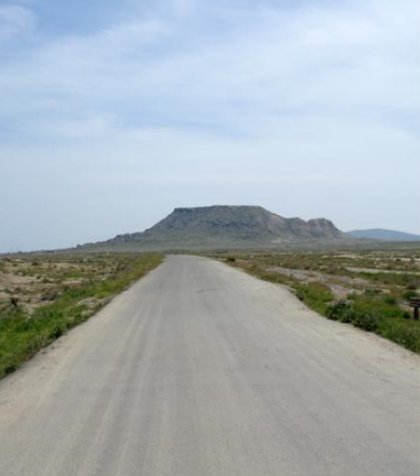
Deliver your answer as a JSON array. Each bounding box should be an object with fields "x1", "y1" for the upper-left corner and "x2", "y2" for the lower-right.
[
  {"x1": 326, "y1": 300, "x2": 352, "y2": 322},
  {"x1": 403, "y1": 289, "x2": 419, "y2": 300},
  {"x1": 40, "y1": 290, "x2": 59, "y2": 301},
  {"x1": 364, "y1": 288, "x2": 381, "y2": 297},
  {"x1": 295, "y1": 282, "x2": 333, "y2": 314},
  {"x1": 326, "y1": 301, "x2": 378, "y2": 331},
  {"x1": 383, "y1": 295, "x2": 397, "y2": 305},
  {"x1": 352, "y1": 311, "x2": 379, "y2": 332}
]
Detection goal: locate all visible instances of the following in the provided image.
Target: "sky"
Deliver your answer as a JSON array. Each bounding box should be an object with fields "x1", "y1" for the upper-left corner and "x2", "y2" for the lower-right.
[{"x1": 0, "y1": 0, "x2": 419, "y2": 251}]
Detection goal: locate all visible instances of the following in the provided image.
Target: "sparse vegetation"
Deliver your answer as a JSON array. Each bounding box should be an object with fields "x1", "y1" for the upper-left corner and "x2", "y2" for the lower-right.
[
  {"x1": 295, "y1": 282, "x2": 334, "y2": 314},
  {"x1": 217, "y1": 249, "x2": 420, "y2": 353},
  {"x1": 0, "y1": 253, "x2": 163, "y2": 379}
]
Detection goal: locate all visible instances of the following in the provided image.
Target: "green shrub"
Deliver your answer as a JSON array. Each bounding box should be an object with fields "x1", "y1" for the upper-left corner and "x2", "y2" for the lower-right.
[
  {"x1": 326, "y1": 300, "x2": 352, "y2": 322},
  {"x1": 326, "y1": 301, "x2": 378, "y2": 331},
  {"x1": 295, "y1": 282, "x2": 334, "y2": 314},
  {"x1": 383, "y1": 295, "x2": 397, "y2": 305},
  {"x1": 40, "y1": 289, "x2": 59, "y2": 301},
  {"x1": 364, "y1": 288, "x2": 381, "y2": 297},
  {"x1": 352, "y1": 311, "x2": 379, "y2": 332},
  {"x1": 403, "y1": 289, "x2": 419, "y2": 300}
]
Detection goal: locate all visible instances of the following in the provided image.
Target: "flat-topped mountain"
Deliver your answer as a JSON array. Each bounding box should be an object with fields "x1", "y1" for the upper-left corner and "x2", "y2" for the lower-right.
[{"x1": 82, "y1": 206, "x2": 345, "y2": 251}]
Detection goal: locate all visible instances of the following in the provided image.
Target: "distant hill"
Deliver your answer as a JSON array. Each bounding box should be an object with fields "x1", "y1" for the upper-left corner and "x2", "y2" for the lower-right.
[
  {"x1": 346, "y1": 229, "x2": 420, "y2": 242},
  {"x1": 81, "y1": 205, "x2": 345, "y2": 251}
]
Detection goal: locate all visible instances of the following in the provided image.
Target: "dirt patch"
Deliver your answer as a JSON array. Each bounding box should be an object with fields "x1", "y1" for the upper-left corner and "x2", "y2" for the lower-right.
[
  {"x1": 346, "y1": 266, "x2": 420, "y2": 275},
  {"x1": 0, "y1": 256, "x2": 119, "y2": 314},
  {"x1": 266, "y1": 266, "x2": 368, "y2": 299}
]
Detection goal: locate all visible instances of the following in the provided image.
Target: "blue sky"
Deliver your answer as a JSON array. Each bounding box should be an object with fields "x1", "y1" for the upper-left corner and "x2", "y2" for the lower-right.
[{"x1": 0, "y1": 0, "x2": 419, "y2": 251}]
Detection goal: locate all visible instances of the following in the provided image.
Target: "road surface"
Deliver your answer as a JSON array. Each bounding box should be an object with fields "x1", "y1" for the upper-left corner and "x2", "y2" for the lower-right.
[{"x1": 0, "y1": 255, "x2": 419, "y2": 475}]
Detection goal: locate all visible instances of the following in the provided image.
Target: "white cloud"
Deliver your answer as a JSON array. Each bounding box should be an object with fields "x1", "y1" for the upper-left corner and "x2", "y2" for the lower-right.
[
  {"x1": 2, "y1": 0, "x2": 419, "y2": 121},
  {"x1": 0, "y1": 5, "x2": 35, "y2": 42}
]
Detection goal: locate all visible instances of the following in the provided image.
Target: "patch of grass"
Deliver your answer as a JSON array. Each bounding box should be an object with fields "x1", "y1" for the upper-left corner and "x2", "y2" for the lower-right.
[
  {"x1": 326, "y1": 300, "x2": 380, "y2": 332},
  {"x1": 241, "y1": 263, "x2": 299, "y2": 288},
  {"x1": 403, "y1": 289, "x2": 420, "y2": 300},
  {"x1": 295, "y1": 282, "x2": 334, "y2": 314},
  {"x1": 0, "y1": 253, "x2": 163, "y2": 379},
  {"x1": 378, "y1": 320, "x2": 420, "y2": 353},
  {"x1": 357, "y1": 271, "x2": 420, "y2": 288},
  {"x1": 325, "y1": 292, "x2": 418, "y2": 348}
]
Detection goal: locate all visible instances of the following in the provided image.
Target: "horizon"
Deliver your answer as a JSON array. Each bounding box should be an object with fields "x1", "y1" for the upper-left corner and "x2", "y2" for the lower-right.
[
  {"x1": 4, "y1": 204, "x2": 420, "y2": 254},
  {"x1": 1, "y1": 0, "x2": 419, "y2": 252}
]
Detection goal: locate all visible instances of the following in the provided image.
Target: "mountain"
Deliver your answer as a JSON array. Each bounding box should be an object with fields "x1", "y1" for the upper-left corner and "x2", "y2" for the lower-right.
[
  {"x1": 82, "y1": 205, "x2": 345, "y2": 251},
  {"x1": 346, "y1": 229, "x2": 420, "y2": 242}
]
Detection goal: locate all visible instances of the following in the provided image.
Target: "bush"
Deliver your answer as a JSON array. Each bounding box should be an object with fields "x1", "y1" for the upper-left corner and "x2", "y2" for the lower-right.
[
  {"x1": 403, "y1": 289, "x2": 419, "y2": 300},
  {"x1": 326, "y1": 301, "x2": 378, "y2": 331},
  {"x1": 295, "y1": 282, "x2": 333, "y2": 314},
  {"x1": 40, "y1": 290, "x2": 59, "y2": 301},
  {"x1": 352, "y1": 312, "x2": 379, "y2": 332},
  {"x1": 326, "y1": 300, "x2": 352, "y2": 322},
  {"x1": 364, "y1": 288, "x2": 381, "y2": 297},
  {"x1": 383, "y1": 295, "x2": 397, "y2": 305}
]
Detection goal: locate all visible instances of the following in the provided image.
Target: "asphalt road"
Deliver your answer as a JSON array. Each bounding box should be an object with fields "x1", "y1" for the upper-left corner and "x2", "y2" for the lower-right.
[{"x1": 0, "y1": 255, "x2": 419, "y2": 476}]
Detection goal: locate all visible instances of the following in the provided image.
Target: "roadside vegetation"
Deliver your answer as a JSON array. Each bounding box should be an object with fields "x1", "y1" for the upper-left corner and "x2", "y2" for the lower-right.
[
  {"x1": 217, "y1": 250, "x2": 420, "y2": 353},
  {"x1": 0, "y1": 253, "x2": 163, "y2": 379}
]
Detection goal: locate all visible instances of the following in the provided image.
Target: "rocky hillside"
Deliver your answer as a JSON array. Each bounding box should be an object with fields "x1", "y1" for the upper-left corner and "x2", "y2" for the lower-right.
[{"x1": 82, "y1": 206, "x2": 345, "y2": 251}]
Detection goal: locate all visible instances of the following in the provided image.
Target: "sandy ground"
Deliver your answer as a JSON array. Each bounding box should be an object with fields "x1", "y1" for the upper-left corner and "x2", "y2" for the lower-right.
[{"x1": 267, "y1": 265, "x2": 368, "y2": 299}]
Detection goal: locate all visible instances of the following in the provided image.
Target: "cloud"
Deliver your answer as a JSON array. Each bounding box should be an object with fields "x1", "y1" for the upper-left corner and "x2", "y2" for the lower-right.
[
  {"x1": 0, "y1": 5, "x2": 35, "y2": 42},
  {"x1": 2, "y1": 0, "x2": 419, "y2": 142},
  {"x1": 2, "y1": 0, "x2": 418, "y2": 134}
]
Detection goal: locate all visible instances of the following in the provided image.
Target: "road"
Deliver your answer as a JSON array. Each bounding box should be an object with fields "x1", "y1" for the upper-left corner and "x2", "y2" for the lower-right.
[{"x1": 0, "y1": 255, "x2": 419, "y2": 475}]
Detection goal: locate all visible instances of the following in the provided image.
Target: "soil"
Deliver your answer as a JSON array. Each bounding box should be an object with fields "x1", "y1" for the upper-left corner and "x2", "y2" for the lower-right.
[{"x1": 267, "y1": 266, "x2": 369, "y2": 299}]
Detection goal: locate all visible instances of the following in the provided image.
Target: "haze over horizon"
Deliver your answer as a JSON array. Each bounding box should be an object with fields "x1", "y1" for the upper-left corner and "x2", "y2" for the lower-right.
[{"x1": 1, "y1": 0, "x2": 419, "y2": 252}]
